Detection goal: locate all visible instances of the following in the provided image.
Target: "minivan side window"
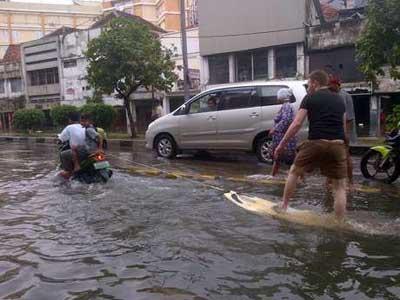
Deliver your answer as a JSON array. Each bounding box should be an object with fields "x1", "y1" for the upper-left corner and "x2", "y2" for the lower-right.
[
  {"x1": 220, "y1": 89, "x2": 258, "y2": 111},
  {"x1": 188, "y1": 93, "x2": 220, "y2": 114},
  {"x1": 258, "y1": 85, "x2": 296, "y2": 106}
]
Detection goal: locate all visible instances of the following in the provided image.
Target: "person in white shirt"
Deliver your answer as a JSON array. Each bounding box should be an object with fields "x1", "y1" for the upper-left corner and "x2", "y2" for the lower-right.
[{"x1": 58, "y1": 112, "x2": 86, "y2": 179}]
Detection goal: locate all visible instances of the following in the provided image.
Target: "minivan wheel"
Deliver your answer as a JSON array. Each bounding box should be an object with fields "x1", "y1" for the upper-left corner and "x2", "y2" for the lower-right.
[
  {"x1": 155, "y1": 135, "x2": 177, "y2": 159},
  {"x1": 256, "y1": 136, "x2": 274, "y2": 164}
]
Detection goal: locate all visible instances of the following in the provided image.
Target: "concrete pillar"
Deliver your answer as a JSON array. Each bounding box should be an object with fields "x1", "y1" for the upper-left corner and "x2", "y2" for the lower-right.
[
  {"x1": 200, "y1": 56, "x2": 209, "y2": 89},
  {"x1": 229, "y1": 54, "x2": 235, "y2": 83},
  {"x1": 162, "y1": 95, "x2": 170, "y2": 114},
  {"x1": 268, "y1": 48, "x2": 275, "y2": 79},
  {"x1": 296, "y1": 43, "x2": 305, "y2": 78},
  {"x1": 369, "y1": 95, "x2": 380, "y2": 137}
]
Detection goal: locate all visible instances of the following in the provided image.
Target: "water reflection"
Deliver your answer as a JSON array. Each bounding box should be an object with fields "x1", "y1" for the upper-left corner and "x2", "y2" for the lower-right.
[{"x1": 1, "y1": 142, "x2": 400, "y2": 299}]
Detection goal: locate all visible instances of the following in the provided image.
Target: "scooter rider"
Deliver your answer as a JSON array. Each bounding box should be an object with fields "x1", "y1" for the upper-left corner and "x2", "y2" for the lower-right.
[
  {"x1": 80, "y1": 113, "x2": 103, "y2": 154},
  {"x1": 58, "y1": 112, "x2": 86, "y2": 179}
]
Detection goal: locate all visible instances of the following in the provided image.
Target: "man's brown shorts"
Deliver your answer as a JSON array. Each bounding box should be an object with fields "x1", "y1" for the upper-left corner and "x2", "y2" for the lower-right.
[{"x1": 292, "y1": 140, "x2": 348, "y2": 179}]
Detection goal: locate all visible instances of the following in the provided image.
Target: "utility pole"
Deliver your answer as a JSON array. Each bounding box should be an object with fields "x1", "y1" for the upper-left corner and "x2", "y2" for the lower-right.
[{"x1": 180, "y1": 0, "x2": 190, "y2": 101}]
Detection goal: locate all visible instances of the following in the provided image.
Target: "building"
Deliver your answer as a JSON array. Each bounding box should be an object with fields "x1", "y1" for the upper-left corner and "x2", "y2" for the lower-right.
[
  {"x1": 307, "y1": 0, "x2": 399, "y2": 137},
  {"x1": 20, "y1": 11, "x2": 167, "y2": 133},
  {"x1": 198, "y1": 0, "x2": 306, "y2": 88},
  {"x1": 0, "y1": 44, "x2": 24, "y2": 130},
  {"x1": 102, "y1": 0, "x2": 198, "y2": 31},
  {"x1": 0, "y1": 0, "x2": 102, "y2": 59},
  {"x1": 160, "y1": 27, "x2": 200, "y2": 113}
]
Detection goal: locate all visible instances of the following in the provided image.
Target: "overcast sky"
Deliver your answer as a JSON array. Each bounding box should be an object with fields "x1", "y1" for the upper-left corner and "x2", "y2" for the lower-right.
[{"x1": 10, "y1": 0, "x2": 101, "y2": 4}]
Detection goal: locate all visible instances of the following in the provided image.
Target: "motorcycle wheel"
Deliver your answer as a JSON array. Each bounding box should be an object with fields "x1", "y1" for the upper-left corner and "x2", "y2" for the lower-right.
[
  {"x1": 98, "y1": 169, "x2": 110, "y2": 183},
  {"x1": 360, "y1": 149, "x2": 400, "y2": 183}
]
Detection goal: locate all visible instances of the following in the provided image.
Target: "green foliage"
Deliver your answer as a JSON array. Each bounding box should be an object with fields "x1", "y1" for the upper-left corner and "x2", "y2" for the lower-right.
[
  {"x1": 356, "y1": 0, "x2": 400, "y2": 85},
  {"x1": 387, "y1": 104, "x2": 400, "y2": 130},
  {"x1": 80, "y1": 103, "x2": 116, "y2": 130},
  {"x1": 50, "y1": 105, "x2": 79, "y2": 127},
  {"x1": 85, "y1": 17, "x2": 177, "y2": 136},
  {"x1": 13, "y1": 108, "x2": 45, "y2": 131},
  {"x1": 85, "y1": 90, "x2": 104, "y2": 104}
]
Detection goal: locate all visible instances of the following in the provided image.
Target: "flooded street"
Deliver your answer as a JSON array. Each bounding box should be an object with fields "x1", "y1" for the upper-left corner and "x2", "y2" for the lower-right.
[{"x1": 1, "y1": 141, "x2": 400, "y2": 299}]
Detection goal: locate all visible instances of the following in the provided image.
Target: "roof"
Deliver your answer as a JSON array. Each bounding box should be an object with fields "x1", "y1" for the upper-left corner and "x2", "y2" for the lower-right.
[
  {"x1": 42, "y1": 26, "x2": 79, "y2": 39},
  {"x1": 89, "y1": 10, "x2": 167, "y2": 33},
  {"x1": 1, "y1": 44, "x2": 21, "y2": 63}
]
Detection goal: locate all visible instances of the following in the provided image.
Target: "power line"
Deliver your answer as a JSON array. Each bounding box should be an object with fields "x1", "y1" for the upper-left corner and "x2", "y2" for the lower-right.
[{"x1": 161, "y1": 26, "x2": 306, "y2": 39}]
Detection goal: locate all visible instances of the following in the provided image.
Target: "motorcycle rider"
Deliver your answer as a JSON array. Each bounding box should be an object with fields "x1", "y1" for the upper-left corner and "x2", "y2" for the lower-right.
[
  {"x1": 58, "y1": 112, "x2": 86, "y2": 179},
  {"x1": 80, "y1": 113, "x2": 103, "y2": 154}
]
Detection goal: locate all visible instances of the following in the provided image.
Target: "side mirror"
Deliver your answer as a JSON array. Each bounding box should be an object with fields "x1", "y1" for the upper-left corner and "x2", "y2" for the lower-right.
[{"x1": 180, "y1": 104, "x2": 187, "y2": 114}]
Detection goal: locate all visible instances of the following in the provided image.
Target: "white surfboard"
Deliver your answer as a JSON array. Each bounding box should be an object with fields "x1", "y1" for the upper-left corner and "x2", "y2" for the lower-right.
[{"x1": 224, "y1": 191, "x2": 355, "y2": 231}]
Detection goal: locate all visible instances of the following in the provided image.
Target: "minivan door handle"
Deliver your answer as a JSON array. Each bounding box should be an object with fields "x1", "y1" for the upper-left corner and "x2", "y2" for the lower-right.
[
  {"x1": 207, "y1": 116, "x2": 217, "y2": 121},
  {"x1": 249, "y1": 112, "x2": 259, "y2": 118}
]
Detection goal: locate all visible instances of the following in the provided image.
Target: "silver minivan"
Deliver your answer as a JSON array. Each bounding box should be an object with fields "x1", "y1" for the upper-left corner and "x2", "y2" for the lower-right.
[{"x1": 145, "y1": 80, "x2": 308, "y2": 163}]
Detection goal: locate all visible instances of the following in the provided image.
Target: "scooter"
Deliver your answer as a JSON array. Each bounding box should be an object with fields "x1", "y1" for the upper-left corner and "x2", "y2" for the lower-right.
[
  {"x1": 360, "y1": 127, "x2": 400, "y2": 183},
  {"x1": 59, "y1": 141, "x2": 113, "y2": 184}
]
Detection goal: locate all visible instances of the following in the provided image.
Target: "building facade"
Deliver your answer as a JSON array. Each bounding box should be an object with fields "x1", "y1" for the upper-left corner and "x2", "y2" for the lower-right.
[
  {"x1": 0, "y1": 44, "x2": 24, "y2": 130},
  {"x1": 307, "y1": 0, "x2": 400, "y2": 137},
  {"x1": 198, "y1": 0, "x2": 307, "y2": 88},
  {"x1": 160, "y1": 27, "x2": 200, "y2": 113},
  {"x1": 102, "y1": 0, "x2": 198, "y2": 31},
  {"x1": 20, "y1": 11, "x2": 167, "y2": 133},
  {"x1": 0, "y1": 0, "x2": 102, "y2": 59}
]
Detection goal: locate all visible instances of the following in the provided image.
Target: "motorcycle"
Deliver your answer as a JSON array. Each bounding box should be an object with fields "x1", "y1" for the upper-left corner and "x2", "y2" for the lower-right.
[
  {"x1": 360, "y1": 128, "x2": 400, "y2": 183},
  {"x1": 58, "y1": 141, "x2": 113, "y2": 184}
]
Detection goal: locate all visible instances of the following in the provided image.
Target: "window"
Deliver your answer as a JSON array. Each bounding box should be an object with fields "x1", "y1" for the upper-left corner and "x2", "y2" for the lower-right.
[
  {"x1": 64, "y1": 60, "x2": 77, "y2": 68},
  {"x1": 10, "y1": 78, "x2": 22, "y2": 92},
  {"x1": 253, "y1": 49, "x2": 269, "y2": 80},
  {"x1": 208, "y1": 55, "x2": 229, "y2": 84},
  {"x1": 189, "y1": 92, "x2": 220, "y2": 114},
  {"x1": 28, "y1": 68, "x2": 59, "y2": 86},
  {"x1": 0, "y1": 30, "x2": 8, "y2": 42},
  {"x1": 275, "y1": 46, "x2": 297, "y2": 78},
  {"x1": 236, "y1": 52, "x2": 252, "y2": 82},
  {"x1": 34, "y1": 31, "x2": 43, "y2": 39},
  {"x1": 220, "y1": 89, "x2": 258, "y2": 111},
  {"x1": 258, "y1": 85, "x2": 294, "y2": 106},
  {"x1": 0, "y1": 79, "x2": 5, "y2": 94},
  {"x1": 11, "y1": 30, "x2": 21, "y2": 43}
]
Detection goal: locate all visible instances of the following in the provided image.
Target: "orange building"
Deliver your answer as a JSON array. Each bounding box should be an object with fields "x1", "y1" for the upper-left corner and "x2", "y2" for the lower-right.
[
  {"x1": 0, "y1": 0, "x2": 102, "y2": 59},
  {"x1": 102, "y1": 0, "x2": 198, "y2": 31}
]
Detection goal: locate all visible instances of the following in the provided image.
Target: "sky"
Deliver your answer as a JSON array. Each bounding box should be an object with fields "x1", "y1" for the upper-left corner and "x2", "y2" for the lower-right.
[{"x1": 10, "y1": 0, "x2": 101, "y2": 4}]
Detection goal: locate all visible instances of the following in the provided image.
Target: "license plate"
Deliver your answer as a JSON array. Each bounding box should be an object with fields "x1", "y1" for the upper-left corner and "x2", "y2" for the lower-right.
[{"x1": 94, "y1": 161, "x2": 110, "y2": 170}]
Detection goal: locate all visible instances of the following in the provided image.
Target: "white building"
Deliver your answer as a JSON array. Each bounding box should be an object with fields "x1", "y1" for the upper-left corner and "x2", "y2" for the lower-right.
[{"x1": 160, "y1": 27, "x2": 200, "y2": 113}]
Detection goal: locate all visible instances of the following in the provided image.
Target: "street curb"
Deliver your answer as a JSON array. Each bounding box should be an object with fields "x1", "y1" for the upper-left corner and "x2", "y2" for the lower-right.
[
  {"x1": 0, "y1": 136, "x2": 146, "y2": 150},
  {"x1": 0, "y1": 136, "x2": 370, "y2": 154}
]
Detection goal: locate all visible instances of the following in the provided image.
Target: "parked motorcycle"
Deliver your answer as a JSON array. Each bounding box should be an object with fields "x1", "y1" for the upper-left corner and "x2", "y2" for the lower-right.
[
  {"x1": 360, "y1": 128, "x2": 400, "y2": 183},
  {"x1": 59, "y1": 141, "x2": 113, "y2": 184}
]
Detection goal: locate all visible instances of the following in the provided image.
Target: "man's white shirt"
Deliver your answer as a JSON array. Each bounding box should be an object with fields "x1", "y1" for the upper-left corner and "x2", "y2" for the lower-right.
[{"x1": 58, "y1": 124, "x2": 86, "y2": 147}]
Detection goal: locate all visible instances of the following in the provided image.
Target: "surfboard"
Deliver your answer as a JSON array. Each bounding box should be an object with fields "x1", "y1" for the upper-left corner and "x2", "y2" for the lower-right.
[{"x1": 224, "y1": 191, "x2": 354, "y2": 231}]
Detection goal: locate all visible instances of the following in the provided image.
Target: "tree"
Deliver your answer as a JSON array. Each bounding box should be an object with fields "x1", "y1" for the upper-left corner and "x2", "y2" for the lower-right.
[
  {"x1": 356, "y1": 0, "x2": 400, "y2": 85},
  {"x1": 50, "y1": 105, "x2": 79, "y2": 127},
  {"x1": 80, "y1": 103, "x2": 116, "y2": 130},
  {"x1": 85, "y1": 18, "x2": 177, "y2": 137},
  {"x1": 13, "y1": 109, "x2": 45, "y2": 133}
]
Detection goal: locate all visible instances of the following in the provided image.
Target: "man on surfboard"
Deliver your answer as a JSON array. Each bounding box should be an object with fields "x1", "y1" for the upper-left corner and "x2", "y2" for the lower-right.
[{"x1": 274, "y1": 70, "x2": 348, "y2": 219}]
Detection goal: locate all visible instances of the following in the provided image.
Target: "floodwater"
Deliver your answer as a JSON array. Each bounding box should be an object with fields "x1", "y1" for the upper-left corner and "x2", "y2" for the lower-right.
[{"x1": 1, "y1": 141, "x2": 400, "y2": 300}]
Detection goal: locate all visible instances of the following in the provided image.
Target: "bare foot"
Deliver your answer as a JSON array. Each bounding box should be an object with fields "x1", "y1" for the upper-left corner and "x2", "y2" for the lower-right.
[{"x1": 58, "y1": 171, "x2": 71, "y2": 179}]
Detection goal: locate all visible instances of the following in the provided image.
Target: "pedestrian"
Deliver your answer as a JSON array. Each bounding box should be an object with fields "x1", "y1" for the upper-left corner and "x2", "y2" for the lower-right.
[
  {"x1": 274, "y1": 70, "x2": 348, "y2": 219},
  {"x1": 327, "y1": 77, "x2": 356, "y2": 189},
  {"x1": 151, "y1": 99, "x2": 164, "y2": 122},
  {"x1": 269, "y1": 88, "x2": 296, "y2": 177}
]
